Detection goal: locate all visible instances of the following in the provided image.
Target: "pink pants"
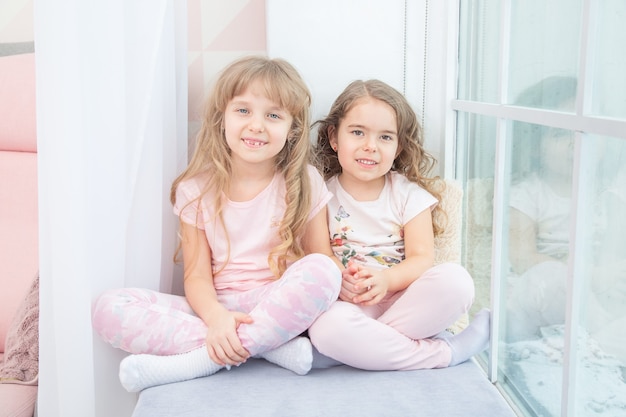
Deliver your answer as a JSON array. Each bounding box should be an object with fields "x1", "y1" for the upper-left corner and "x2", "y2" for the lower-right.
[
  {"x1": 308, "y1": 262, "x2": 474, "y2": 370},
  {"x1": 92, "y1": 253, "x2": 341, "y2": 356}
]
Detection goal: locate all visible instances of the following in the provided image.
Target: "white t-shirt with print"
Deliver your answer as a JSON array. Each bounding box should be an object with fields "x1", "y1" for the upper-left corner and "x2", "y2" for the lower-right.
[{"x1": 326, "y1": 171, "x2": 437, "y2": 270}]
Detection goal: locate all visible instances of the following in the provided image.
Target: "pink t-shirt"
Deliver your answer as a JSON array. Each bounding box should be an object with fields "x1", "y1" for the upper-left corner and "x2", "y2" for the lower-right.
[{"x1": 173, "y1": 165, "x2": 331, "y2": 292}]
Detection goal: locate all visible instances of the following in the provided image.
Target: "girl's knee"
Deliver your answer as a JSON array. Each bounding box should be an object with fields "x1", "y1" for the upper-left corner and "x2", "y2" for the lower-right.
[
  {"x1": 426, "y1": 263, "x2": 475, "y2": 304},
  {"x1": 302, "y1": 253, "x2": 340, "y2": 272},
  {"x1": 309, "y1": 309, "x2": 341, "y2": 349},
  {"x1": 309, "y1": 302, "x2": 357, "y2": 343},
  {"x1": 300, "y1": 253, "x2": 342, "y2": 291},
  {"x1": 91, "y1": 288, "x2": 143, "y2": 328},
  {"x1": 435, "y1": 263, "x2": 473, "y2": 288},
  {"x1": 92, "y1": 289, "x2": 118, "y2": 320},
  {"x1": 91, "y1": 289, "x2": 125, "y2": 339}
]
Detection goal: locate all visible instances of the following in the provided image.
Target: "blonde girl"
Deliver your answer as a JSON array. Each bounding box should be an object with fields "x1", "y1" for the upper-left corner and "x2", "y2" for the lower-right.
[
  {"x1": 92, "y1": 56, "x2": 341, "y2": 392},
  {"x1": 309, "y1": 80, "x2": 490, "y2": 370}
]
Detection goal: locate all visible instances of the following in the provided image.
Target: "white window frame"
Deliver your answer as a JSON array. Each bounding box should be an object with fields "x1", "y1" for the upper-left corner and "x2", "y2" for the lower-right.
[{"x1": 446, "y1": 0, "x2": 626, "y2": 415}]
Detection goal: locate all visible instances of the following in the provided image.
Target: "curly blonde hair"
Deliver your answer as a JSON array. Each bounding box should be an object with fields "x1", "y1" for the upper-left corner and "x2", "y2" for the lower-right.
[
  {"x1": 171, "y1": 56, "x2": 313, "y2": 278},
  {"x1": 312, "y1": 79, "x2": 446, "y2": 236}
]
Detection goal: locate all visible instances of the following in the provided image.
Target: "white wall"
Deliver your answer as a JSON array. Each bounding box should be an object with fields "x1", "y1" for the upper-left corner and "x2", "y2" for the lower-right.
[{"x1": 266, "y1": 0, "x2": 456, "y2": 176}]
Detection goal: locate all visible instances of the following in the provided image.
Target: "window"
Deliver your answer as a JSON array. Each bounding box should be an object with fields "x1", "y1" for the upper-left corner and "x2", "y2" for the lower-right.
[{"x1": 454, "y1": 1, "x2": 626, "y2": 416}]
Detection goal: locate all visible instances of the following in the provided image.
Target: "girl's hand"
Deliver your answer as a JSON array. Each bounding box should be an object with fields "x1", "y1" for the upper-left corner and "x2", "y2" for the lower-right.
[
  {"x1": 204, "y1": 308, "x2": 253, "y2": 366},
  {"x1": 339, "y1": 260, "x2": 364, "y2": 302},
  {"x1": 339, "y1": 261, "x2": 388, "y2": 305},
  {"x1": 352, "y1": 268, "x2": 389, "y2": 306}
]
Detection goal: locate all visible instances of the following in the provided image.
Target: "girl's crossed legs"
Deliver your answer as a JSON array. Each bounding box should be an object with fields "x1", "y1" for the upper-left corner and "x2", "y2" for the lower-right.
[
  {"x1": 92, "y1": 253, "x2": 341, "y2": 391},
  {"x1": 309, "y1": 262, "x2": 490, "y2": 370}
]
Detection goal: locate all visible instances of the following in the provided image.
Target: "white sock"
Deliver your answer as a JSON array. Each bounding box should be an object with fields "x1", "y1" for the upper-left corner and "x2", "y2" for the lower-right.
[
  {"x1": 442, "y1": 308, "x2": 491, "y2": 366},
  {"x1": 256, "y1": 336, "x2": 313, "y2": 375},
  {"x1": 119, "y1": 347, "x2": 224, "y2": 392}
]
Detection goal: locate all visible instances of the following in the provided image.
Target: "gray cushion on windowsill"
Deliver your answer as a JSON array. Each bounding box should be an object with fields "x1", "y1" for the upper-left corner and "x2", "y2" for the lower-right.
[
  {"x1": 132, "y1": 358, "x2": 516, "y2": 417},
  {"x1": 0, "y1": 42, "x2": 35, "y2": 57}
]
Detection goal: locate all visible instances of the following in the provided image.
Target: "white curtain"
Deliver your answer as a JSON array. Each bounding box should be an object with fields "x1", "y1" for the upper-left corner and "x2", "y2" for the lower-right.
[{"x1": 33, "y1": 1, "x2": 187, "y2": 415}]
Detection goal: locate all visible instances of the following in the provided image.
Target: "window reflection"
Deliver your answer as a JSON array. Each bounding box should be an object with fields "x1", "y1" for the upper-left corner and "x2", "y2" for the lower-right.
[
  {"x1": 590, "y1": 0, "x2": 626, "y2": 119},
  {"x1": 456, "y1": 1, "x2": 626, "y2": 415},
  {"x1": 457, "y1": 112, "x2": 496, "y2": 316},
  {"x1": 576, "y1": 136, "x2": 626, "y2": 416},
  {"x1": 507, "y1": 0, "x2": 582, "y2": 108},
  {"x1": 501, "y1": 77, "x2": 626, "y2": 416}
]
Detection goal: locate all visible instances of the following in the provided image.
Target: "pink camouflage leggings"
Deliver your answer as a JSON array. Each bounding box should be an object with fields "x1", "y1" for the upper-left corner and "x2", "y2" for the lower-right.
[{"x1": 91, "y1": 253, "x2": 342, "y2": 356}]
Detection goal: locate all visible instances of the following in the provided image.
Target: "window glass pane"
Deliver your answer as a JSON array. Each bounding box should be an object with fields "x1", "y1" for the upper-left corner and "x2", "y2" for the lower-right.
[
  {"x1": 498, "y1": 130, "x2": 626, "y2": 417},
  {"x1": 590, "y1": 1, "x2": 626, "y2": 119},
  {"x1": 500, "y1": 122, "x2": 575, "y2": 417},
  {"x1": 512, "y1": 76, "x2": 577, "y2": 112},
  {"x1": 456, "y1": 112, "x2": 496, "y2": 316},
  {"x1": 575, "y1": 136, "x2": 626, "y2": 415},
  {"x1": 457, "y1": 0, "x2": 501, "y2": 103},
  {"x1": 507, "y1": 0, "x2": 583, "y2": 110},
  {"x1": 456, "y1": 2, "x2": 626, "y2": 416}
]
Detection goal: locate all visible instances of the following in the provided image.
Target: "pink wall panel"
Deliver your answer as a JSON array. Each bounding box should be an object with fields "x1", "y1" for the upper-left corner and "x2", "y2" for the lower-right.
[{"x1": 187, "y1": 0, "x2": 266, "y2": 126}]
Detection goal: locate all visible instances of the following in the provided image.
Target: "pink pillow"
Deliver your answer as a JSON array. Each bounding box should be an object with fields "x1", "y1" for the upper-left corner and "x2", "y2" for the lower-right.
[
  {"x1": 0, "y1": 53, "x2": 36, "y2": 153},
  {"x1": 0, "y1": 384, "x2": 37, "y2": 417},
  {"x1": 0, "y1": 151, "x2": 38, "y2": 353},
  {"x1": 0, "y1": 275, "x2": 38, "y2": 384}
]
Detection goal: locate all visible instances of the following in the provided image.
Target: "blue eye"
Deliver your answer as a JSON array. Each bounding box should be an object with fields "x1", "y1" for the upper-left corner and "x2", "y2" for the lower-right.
[
  {"x1": 268, "y1": 113, "x2": 280, "y2": 119},
  {"x1": 351, "y1": 130, "x2": 364, "y2": 136},
  {"x1": 237, "y1": 108, "x2": 249, "y2": 114},
  {"x1": 381, "y1": 135, "x2": 393, "y2": 141}
]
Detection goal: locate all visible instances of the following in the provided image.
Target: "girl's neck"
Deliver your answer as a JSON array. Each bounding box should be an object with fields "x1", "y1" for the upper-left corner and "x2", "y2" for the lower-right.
[
  {"x1": 338, "y1": 173, "x2": 386, "y2": 201},
  {"x1": 227, "y1": 162, "x2": 276, "y2": 202}
]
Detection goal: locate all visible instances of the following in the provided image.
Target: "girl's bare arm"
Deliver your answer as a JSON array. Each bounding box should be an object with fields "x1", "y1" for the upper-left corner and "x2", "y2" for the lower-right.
[
  {"x1": 349, "y1": 209, "x2": 435, "y2": 305},
  {"x1": 302, "y1": 207, "x2": 344, "y2": 270},
  {"x1": 180, "y1": 221, "x2": 252, "y2": 365},
  {"x1": 381, "y1": 208, "x2": 435, "y2": 292}
]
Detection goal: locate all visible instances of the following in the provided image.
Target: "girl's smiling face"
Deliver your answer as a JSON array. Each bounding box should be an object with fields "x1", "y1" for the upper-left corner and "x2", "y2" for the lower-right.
[
  {"x1": 223, "y1": 80, "x2": 293, "y2": 170},
  {"x1": 330, "y1": 97, "x2": 400, "y2": 197}
]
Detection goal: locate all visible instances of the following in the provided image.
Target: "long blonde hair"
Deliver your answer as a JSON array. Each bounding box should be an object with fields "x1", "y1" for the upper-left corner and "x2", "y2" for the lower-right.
[
  {"x1": 312, "y1": 79, "x2": 445, "y2": 236},
  {"x1": 171, "y1": 56, "x2": 313, "y2": 278}
]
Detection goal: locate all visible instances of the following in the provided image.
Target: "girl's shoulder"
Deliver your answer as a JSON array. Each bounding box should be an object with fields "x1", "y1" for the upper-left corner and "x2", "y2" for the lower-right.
[
  {"x1": 175, "y1": 170, "x2": 212, "y2": 201},
  {"x1": 387, "y1": 171, "x2": 424, "y2": 192},
  {"x1": 387, "y1": 171, "x2": 437, "y2": 206},
  {"x1": 324, "y1": 173, "x2": 340, "y2": 192},
  {"x1": 305, "y1": 164, "x2": 328, "y2": 188},
  {"x1": 305, "y1": 163, "x2": 323, "y2": 178},
  {"x1": 324, "y1": 171, "x2": 339, "y2": 183}
]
